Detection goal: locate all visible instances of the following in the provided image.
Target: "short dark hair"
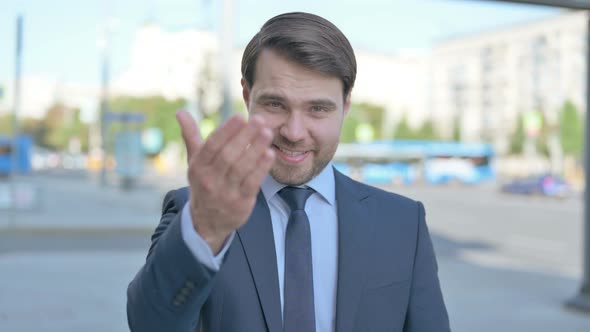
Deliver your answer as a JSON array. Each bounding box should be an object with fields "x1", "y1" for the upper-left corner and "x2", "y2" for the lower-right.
[{"x1": 241, "y1": 12, "x2": 357, "y2": 98}]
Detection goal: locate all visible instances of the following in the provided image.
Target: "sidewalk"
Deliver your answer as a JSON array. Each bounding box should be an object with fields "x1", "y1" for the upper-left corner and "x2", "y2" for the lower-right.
[
  {"x1": 0, "y1": 170, "x2": 589, "y2": 331},
  {"x1": 0, "y1": 169, "x2": 178, "y2": 231},
  {"x1": 1, "y1": 241, "x2": 588, "y2": 332},
  {"x1": 433, "y1": 234, "x2": 590, "y2": 332}
]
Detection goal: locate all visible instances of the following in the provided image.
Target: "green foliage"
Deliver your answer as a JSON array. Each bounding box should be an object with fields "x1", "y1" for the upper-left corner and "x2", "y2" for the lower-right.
[
  {"x1": 109, "y1": 96, "x2": 186, "y2": 147},
  {"x1": 393, "y1": 115, "x2": 441, "y2": 141},
  {"x1": 559, "y1": 100, "x2": 584, "y2": 158},
  {"x1": 0, "y1": 113, "x2": 12, "y2": 134},
  {"x1": 536, "y1": 130, "x2": 550, "y2": 158},
  {"x1": 341, "y1": 102, "x2": 385, "y2": 143},
  {"x1": 9, "y1": 103, "x2": 91, "y2": 151},
  {"x1": 452, "y1": 117, "x2": 461, "y2": 141},
  {"x1": 341, "y1": 114, "x2": 361, "y2": 143},
  {"x1": 393, "y1": 115, "x2": 414, "y2": 140},
  {"x1": 509, "y1": 114, "x2": 525, "y2": 155},
  {"x1": 417, "y1": 120, "x2": 439, "y2": 141},
  {"x1": 0, "y1": 113, "x2": 44, "y2": 139},
  {"x1": 354, "y1": 102, "x2": 385, "y2": 139}
]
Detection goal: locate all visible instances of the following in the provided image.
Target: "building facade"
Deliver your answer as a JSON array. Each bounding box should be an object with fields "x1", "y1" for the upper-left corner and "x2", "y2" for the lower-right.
[
  {"x1": 3, "y1": 11, "x2": 587, "y2": 157},
  {"x1": 430, "y1": 11, "x2": 587, "y2": 153}
]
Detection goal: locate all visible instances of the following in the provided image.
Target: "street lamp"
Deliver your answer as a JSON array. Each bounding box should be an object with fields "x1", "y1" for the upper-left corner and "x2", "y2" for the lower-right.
[
  {"x1": 219, "y1": 0, "x2": 234, "y2": 121},
  {"x1": 98, "y1": 31, "x2": 110, "y2": 186},
  {"x1": 97, "y1": 18, "x2": 118, "y2": 186}
]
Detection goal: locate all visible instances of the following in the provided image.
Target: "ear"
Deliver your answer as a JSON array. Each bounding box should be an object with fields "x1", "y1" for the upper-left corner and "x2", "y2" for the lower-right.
[
  {"x1": 343, "y1": 92, "x2": 351, "y2": 116},
  {"x1": 241, "y1": 78, "x2": 250, "y2": 111}
]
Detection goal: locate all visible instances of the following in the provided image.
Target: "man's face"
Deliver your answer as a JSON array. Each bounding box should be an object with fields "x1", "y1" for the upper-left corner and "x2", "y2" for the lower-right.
[{"x1": 242, "y1": 49, "x2": 351, "y2": 186}]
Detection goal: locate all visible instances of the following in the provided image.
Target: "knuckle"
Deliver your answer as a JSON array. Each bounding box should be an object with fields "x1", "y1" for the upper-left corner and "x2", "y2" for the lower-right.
[
  {"x1": 228, "y1": 165, "x2": 243, "y2": 181},
  {"x1": 200, "y1": 176, "x2": 215, "y2": 193},
  {"x1": 201, "y1": 142, "x2": 218, "y2": 160},
  {"x1": 220, "y1": 148, "x2": 234, "y2": 164}
]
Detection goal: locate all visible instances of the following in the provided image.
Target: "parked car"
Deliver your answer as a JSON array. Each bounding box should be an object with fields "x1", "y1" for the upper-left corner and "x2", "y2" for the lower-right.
[{"x1": 500, "y1": 174, "x2": 571, "y2": 198}]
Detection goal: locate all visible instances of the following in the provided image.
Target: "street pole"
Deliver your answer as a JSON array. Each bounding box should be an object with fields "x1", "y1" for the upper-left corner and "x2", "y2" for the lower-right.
[
  {"x1": 10, "y1": 15, "x2": 23, "y2": 224},
  {"x1": 220, "y1": 0, "x2": 233, "y2": 121},
  {"x1": 99, "y1": 25, "x2": 110, "y2": 186},
  {"x1": 566, "y1": 11, "x2": 590, "y2": 313}
]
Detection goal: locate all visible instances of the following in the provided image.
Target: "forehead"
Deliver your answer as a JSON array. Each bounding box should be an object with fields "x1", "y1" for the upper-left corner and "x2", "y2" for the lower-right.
[{"x1": 251, "y1": 49, "x2": 343, "y2": 102}]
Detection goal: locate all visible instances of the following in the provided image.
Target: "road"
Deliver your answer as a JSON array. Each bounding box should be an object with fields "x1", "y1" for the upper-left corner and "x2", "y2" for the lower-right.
[{"x1": 0, "y1": 171, "x2": 588, "y2": 331}]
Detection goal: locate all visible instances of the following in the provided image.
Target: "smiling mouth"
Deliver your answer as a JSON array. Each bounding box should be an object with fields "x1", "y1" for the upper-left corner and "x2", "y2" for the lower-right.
[{"x1": 273, "y1": 144, "x2": 311, "y2": 163}]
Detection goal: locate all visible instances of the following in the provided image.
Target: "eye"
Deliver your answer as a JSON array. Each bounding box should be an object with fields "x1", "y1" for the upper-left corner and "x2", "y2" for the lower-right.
[
  {"x1": 264, "y1": 101, "x2": 283, "y2": 111},
  {"x1": 311, "y1": 105, "x2": 326, "y2": 113}
]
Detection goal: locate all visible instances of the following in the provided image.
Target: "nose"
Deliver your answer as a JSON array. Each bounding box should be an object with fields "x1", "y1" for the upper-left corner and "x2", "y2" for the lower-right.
[{"x1": 279, "y1": 111, "x2": 306, "y2": 143}]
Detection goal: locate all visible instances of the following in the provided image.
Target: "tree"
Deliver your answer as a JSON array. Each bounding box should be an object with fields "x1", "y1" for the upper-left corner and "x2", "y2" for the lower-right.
[
  {"x1": 559, "y1": 100, "x2": 584, "y2": 159},
  {"x1": 109, "y1": 96, "x2": 186, "y2": 148},
  {"x1": 341, "y1": 102, "x2": 385, "y2": 143},
  {"x1": 417, "y1": 120, "x2": 439, "y2": 141},
  {"x1": 509, "y1": 114, "x2": 525, "y2": 155},
  {"x1": 393, "y1": 115, "x2": 415, "y2": 140},
  {"x1": 452, "y1": 116, "x2": 461, "y2": 141},
  {"x1": 393, "y1": 116, "x2": 441, "y2": 141},
  {"x1": 0, "y1": 113, "x2": 12, "y2": 134},
  {"x1": 341, "y1": 114, "x2": 361, "y2": 143},
  {"x1": 0, "y1": 113, "x2": 45, "y2": 143},
  {"x1": 533, "y1": 111, "x2": 551, "y2": 158},
  {"x1": 33, "y1": 103, "x2": 89, "y2": 151},
  {"x1": 354, "y1": 102, "x2": 385, "y2": 140}
]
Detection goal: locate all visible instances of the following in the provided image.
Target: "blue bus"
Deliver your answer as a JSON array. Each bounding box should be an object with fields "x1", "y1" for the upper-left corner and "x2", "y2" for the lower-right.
[
  {"x1": 420, "y1": 141, "x2": 495, "y2": 185},
  {"x1": 0, "y1": 135, "x2": 33, "y2": 176},
  {"x1": 334, "y1": 140, "x2": 495, "y2": 185}
]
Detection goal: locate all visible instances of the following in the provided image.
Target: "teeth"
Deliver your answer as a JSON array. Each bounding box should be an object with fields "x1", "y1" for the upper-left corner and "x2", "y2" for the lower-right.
[{"x1": 277, "y1": 146, "x2": 306, "y2": 156}]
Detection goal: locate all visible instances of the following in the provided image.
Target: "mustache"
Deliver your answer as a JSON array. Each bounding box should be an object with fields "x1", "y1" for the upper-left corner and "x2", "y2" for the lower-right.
[{"x1": 272, "y1": 137, "x2": 313, "y2": 150}]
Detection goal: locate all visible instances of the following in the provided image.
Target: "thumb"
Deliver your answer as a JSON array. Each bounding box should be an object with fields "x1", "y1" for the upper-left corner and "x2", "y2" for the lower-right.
[{"x1": 176, "y1": 110, "x2": 203, "y2": 161}]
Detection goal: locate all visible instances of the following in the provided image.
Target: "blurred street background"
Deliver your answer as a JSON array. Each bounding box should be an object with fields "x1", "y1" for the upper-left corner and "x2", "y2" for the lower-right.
[{"x1": 2, "y1": 0, "x2": 590, "y2": 331}]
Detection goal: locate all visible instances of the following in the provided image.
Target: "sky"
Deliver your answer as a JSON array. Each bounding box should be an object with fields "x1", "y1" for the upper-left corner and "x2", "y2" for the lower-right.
[{"x1": 0, "y1": 0, "x2": 562, "y2": 89}]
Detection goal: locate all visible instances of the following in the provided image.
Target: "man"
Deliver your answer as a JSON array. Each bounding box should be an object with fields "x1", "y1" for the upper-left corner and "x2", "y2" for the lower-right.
[{"x1": 127, "y1": 12, "x2": 450, "y2": 332}]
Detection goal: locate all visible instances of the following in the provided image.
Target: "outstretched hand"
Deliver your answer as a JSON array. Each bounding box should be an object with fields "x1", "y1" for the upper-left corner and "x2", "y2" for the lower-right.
[{"x1": 176, "y1": 111, "x2": 275, "y2": 254}]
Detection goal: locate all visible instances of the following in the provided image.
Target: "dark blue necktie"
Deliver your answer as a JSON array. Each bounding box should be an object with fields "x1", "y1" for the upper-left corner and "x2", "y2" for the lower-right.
[{"x1": 279, "y1": 186, "x2": 316, "y2": 332}]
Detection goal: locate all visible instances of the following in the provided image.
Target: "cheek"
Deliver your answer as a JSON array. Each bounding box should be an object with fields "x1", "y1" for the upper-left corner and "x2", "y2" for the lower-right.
[
  {"x1": 254, "y1": 112, "x2": 286, "y2": 136},
  {"x1": 250, "y1": 109, "x2": 281, "y2": 125},
  {"x1": 309, "y1": 120, "x2": 342, "y2": 145}
]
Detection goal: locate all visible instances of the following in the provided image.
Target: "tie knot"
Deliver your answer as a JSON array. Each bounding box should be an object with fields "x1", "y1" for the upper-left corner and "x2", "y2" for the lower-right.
[{"x1": 278, "y1": 186, "x2": 315, "y2": 211}]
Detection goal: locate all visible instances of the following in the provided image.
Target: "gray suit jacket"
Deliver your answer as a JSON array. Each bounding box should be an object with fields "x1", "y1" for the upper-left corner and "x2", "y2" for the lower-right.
[{"x1": 127, "y1": 169, "x2": 450, "y2": 331}]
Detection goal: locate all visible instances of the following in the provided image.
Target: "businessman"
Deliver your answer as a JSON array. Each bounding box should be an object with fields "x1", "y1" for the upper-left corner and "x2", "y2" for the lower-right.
[{"x1": 127, "y1": 12, "x2": 450, "y2": 332}]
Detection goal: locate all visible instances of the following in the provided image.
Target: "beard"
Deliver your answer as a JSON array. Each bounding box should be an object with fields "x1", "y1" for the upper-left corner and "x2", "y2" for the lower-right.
[{"x1": 269, "y1": 137, "x2": 338, "y2": 186}]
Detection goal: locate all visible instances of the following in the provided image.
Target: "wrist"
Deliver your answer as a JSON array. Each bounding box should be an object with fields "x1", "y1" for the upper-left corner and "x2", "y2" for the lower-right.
[{"x1": 190, "y1": 207, "x2": 232, "y2": 255}]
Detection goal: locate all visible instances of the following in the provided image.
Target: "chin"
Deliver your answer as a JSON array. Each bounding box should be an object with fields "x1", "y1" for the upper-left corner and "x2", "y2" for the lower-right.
[
  {"x1": 270, "y1": 157, "x2": 330, "y2": 186},
  {"x1": 270, "y1": 167, "x2": 314, "y2": 186}
]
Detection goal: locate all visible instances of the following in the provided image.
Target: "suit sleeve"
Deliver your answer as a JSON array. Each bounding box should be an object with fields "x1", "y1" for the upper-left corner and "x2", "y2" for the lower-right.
[
  {"x1": 404, "y1": 201, "x2": 451, "y2": 332},
  {"x1": 127, "y1": 189, "x2": 217, "y2": 332}
]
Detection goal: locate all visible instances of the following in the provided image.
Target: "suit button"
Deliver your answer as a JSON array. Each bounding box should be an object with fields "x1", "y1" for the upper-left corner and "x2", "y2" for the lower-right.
[
  {"x1": 181, "y1": 287, "x2": 191, "y2": 296},
  {"x1": 175, "y1": 294, "x2": 187, "y2": 303},
  {"x1": 173, "y1": 300, "x2": 182, "y2": 307},
  {"x1": 185, "y1": 281, "x2": 195, "y2": 289}
]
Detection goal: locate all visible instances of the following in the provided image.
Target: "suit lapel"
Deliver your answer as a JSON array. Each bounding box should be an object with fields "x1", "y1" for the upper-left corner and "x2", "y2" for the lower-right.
[
  {"x1": 236, "y1": 192, "x2": 282, "y2": 332},
  {"x1": 334, "y1": 170, "x2": 373, "y2": 332}
]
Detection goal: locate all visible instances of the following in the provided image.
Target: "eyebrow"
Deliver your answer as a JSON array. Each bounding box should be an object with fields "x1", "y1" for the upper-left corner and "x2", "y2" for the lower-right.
[
  {"x1": 306, "y1": 99, "x2": 338, "y2": 109},
  {"x1": 256, "y1": 93, "x2": 337, "y2": 108},
  {"x1": 256, "y1": 93, "x2": 287, "y2": 103}
]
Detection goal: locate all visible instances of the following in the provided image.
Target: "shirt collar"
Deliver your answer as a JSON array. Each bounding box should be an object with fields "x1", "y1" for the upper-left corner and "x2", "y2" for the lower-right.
[{"x1": 261, "y1": 162, "x2": 336, "y2": 206}]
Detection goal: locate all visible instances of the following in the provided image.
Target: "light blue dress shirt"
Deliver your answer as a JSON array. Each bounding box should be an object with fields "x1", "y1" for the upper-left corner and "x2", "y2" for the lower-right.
[{"x1": 181, "y1": 164, "x2": 339, "y2": 332}]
